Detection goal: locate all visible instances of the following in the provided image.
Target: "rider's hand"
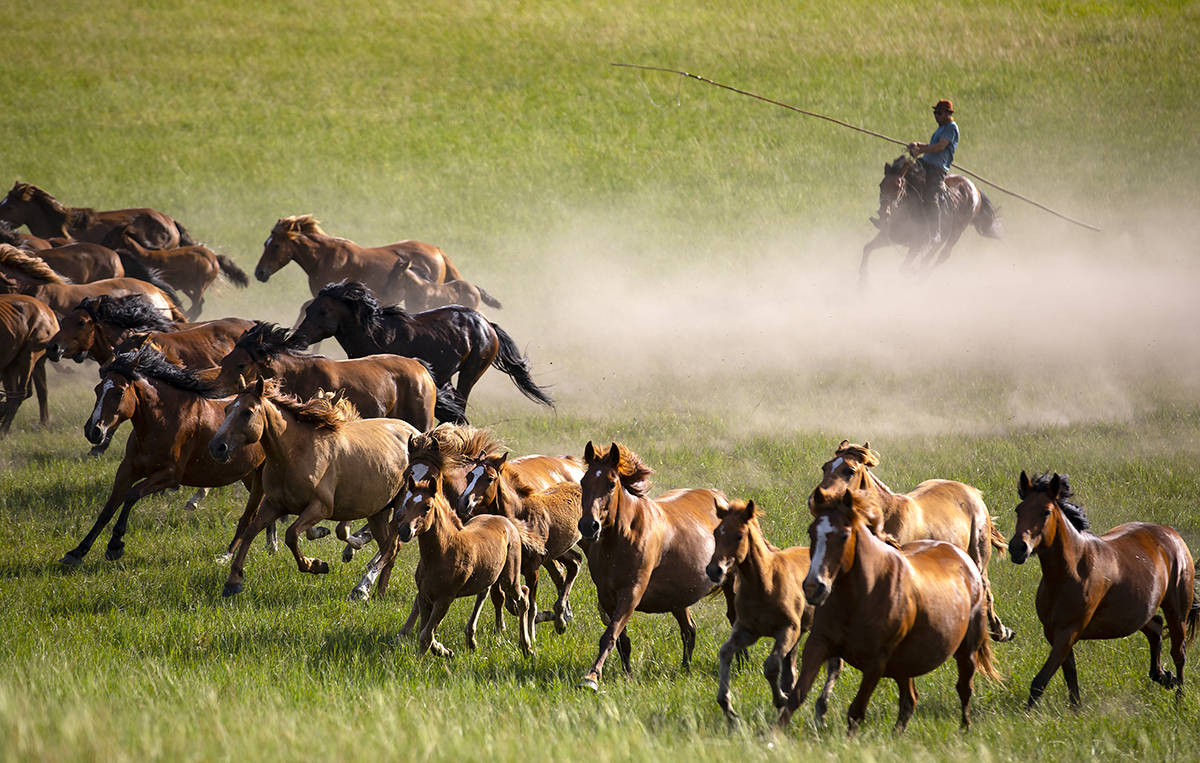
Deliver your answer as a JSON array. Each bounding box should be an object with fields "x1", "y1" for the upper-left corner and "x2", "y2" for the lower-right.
[{"x1": 907, "y1": 142, "x2": 921, "y2": 155}]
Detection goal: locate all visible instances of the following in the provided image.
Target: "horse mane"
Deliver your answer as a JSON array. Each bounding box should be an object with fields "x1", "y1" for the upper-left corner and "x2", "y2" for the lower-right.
[
  {"x1": 1030, "y1": 472, "x2": 1090, "y2": 532},
  {"x1": 0, "y1": 244, "x2": 71, "y2": 283},
  {"x1": 590, "y1": 442, "x2": 654, "y2": 497},
  {"x1": 0, "y1": 220, "x2": 22, "y2": 247},
  {"x1": 259, "y1": 378, "x2": 361, "y2": 430},
  {"x1": 9, "y1": 182, "x2": 70, "y2": 215},
  {"x1": 834, "y1": 441, "x2": 881, "y2": 468},
  {"x1": 101, "y1": 346, "x2": 216, "y2": 396},
  {"x1": 80, "y1": 294, "x2": 175, "y2": 332},
  {"x1": 236, "y1": 321, "x2": 313, "y2": 358},
  {"x1": 273, "y1": 214, "x2": 327, "y2": 239},
  {"x1": 317, "y1": 280, "x2": 410, "y2": 334},
  {"x1": 886, "y1": 155, "x2": 916, "y2": 175}
]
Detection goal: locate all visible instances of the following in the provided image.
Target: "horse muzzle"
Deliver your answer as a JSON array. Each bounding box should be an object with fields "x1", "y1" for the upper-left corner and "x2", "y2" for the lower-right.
[
  {"x1": 253, "y1": 266, "x2": 271, "y2": 283},
  {"x1": 396, "y1": 522, "x2": 414, "y2": 543},
  {"x1": 578, "y1": 518, "x2": 600, "y2": 543},
  {"x1": 84, "y1": 422, "x2": 107, "y2": 446},
  {"x1": 705, "y1": 561, "x2": 727, "y2": 585},
  {"x1": 1008, "y1": 540, "x2": 1030, "y2": 564},
  {"x1": 45, "y1": 343, "x2": 64, "y2": 362},
  {"x1": 208, "y1": 438, "x2": 234, "y2": 463},
  {"x1": 802, "y1": 577, "x2": 831, "y2": 607}
]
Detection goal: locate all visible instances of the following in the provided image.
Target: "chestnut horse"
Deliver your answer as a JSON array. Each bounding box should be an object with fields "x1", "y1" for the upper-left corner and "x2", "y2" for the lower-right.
[
  {"x1": 860, "y1": 155, "x2": 1001, "y2": 286},
  {"x1": 60, "y1": 347, "x2": 265, "y2": 566},
  {"x1": 778, "y1": 472, "x2": 1000, "y2": 733},
  {"x1": 0, "y1": 294, "x2": 57, "y2": 434},
  {"x1": 0, "y1": 182, "x2": 196, "y2": 249},
  {"x1": 31, "y1": 243, "x2": 123, "y2": 283},
  {"x1": 706, "y1": 499, "x2": 842, "y2": 723},
  {"x1": 388, "y1": 259, "x2": 501, "y2": 312},
  {"x1": 209, "y1": 378, "x2": 418, "y2": 597},
  {"x1": 0, "y1": 219, "x2": 56, "y2": 251},
  {"x1": 576, "y1": 441, "x2": 735, "y2": 690},
  {"x1": 814, "y1": 440, "x2": 1014, "y2": 642},
  {"x1": 0, "y1": 244, "x2": 184, "y2": 321},
  {"x1": 289, "y1": 280, "x2": 553, "y2": 410},
  {"x1": 1010, "y1": 471, "x2": 1200, "y2": 707},
  {"x1": 253, "y1": 215, "x2": 463, "y2": 301}
]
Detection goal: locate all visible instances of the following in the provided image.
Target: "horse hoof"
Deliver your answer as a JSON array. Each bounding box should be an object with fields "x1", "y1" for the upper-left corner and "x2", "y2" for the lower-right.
[
  {"x1": 311, "y1": 560, "x2": 329, "y2": 574},
  {"x1": 349, "y1": 587, "x2": 370, "y2": 602},
  {"x1": 577, "y1": 677, "x2": 600, "y2": 692},
  {"x1": 59, "y1": 552, "x2": 83, "y2": 567},
  {"x1": 305, "y1": 526, "x2": 331, "y2": 541},
  {"x1": 222, "y1": 582, "x2": 243, "y2": 597},
  {"x1": 991, "y1": 627, "x2": 1017, "y2": 643},
  {"x1": 104, "y1": 545, "x2": 125, "y2": 561},
  {"x1": 214, "y1": 552, "x2": 233, "y2": 565},
  {"x1": 341, "y1": 545, "x2": 356, "y2": 564},
  {"x1": 86, "y1": 446, "x2": 106, "y2": 458}
]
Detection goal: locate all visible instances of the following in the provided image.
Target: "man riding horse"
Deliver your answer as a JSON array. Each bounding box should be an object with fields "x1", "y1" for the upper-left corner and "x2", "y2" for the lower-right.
[{"x1": 904, "y1": 99, "x2": 958, "y2": 244}]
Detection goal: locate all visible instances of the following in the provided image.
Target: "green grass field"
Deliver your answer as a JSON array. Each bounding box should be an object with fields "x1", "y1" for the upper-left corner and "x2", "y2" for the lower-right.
[{"x1": 3, "y1": 1, "x2": 1200, "y2": 760}]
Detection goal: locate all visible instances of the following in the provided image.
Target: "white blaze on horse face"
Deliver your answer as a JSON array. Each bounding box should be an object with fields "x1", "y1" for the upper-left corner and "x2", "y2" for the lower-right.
[
  {"x1": 89, "y1": 379, "x2": 116, "y2": 430},
  {"x1": 411, "y1": 464, "x2": 430, "y2": 483},
  {"x1": 809, "y1": 516, "x2": 835, "y2": 578},
  {"x1": 463, "y1": 465, "x2": 486, "y2": 503},
  {"x1": 828, "y1": 457, "x2": 844, "y2": 473}
]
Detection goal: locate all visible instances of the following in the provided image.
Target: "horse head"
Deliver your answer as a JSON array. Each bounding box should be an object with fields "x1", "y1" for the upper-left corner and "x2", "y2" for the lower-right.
[
  {"x1": 803, "y1": 470, "x2": 879, "y2": 606},
  {"x1": 706, "y1": 498, "x2": 757, "y2": 584},
  {"x1": 458, "y1": 451, "x2": 507, "y2": 521},
  {"x1": 85, "y1": 371, "x2": 138, "y2": 445},
  {"x1": 214, "y1": 322, "x2": 290, "y2": 393},
  {"x1": 210, "y1": 377, "x2": 268, "y2": 462},
  {"x1": 256, "y1": 216, "x2": 316, "y2": 282},
  {"x1": 289, "y1": 292, "x2": 343, "y2": 347},
  {"x1": 876, "y1": 156, "x2": 922, "y2": 225},
  {"x1": 48, "y1": 301, "x2": 102, "y2": 363},
  {"x1": 1009, "y1": 471, "x2": 1088, "y2": 563},
  {"x1": 394, "y1": 455, "x2": 448, "y2": 543},
  {"x1": 579, "y1": 441, "x2": 623, "y2": 541}
]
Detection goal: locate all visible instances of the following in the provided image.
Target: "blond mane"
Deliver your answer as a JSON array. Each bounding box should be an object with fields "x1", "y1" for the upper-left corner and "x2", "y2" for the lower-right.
[
  {"x1": 258, "y1": 378, "x2": 361, "y2": 429},
  {"x1": 834, "y1": 440, "x2": 881, "y2": 468},
  {"x1": 272, "y1": 214, "x2": 327, "y2": 239},
  {"x1": 0, "y1": 244, "x2": 70, "y2": 283},
  {"x1": 587, "y1": 442, "x2": 654, "y2": 497}
]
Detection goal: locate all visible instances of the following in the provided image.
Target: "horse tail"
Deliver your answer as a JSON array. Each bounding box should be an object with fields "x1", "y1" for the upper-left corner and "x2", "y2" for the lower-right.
[
  {"x1": 477, "y1": 285, "x2": 502, "y2": 309},
  {"x1": 175, "y1": 221, "x2": 198, "y2": 247},
  {"x1": 117, "y1": 250, "x2": 184, "y2": 307},
  {"x1": 1185, "y1": 578, "x2": 1200, "y2": 653},
  {"x1": 989, "y1": 517, "x2": 1008, "y2": 551},
  {"x1": 489, "y1": 322, "x2": 554, "y2": 408},
  {"x1": 215, "y1": 253, "x2": 250, "y2": 288},
  {"x1": 512, "y1": 519, "x2": 547, "y2": 558},
  {"x1": 974, "y1": 623, "x2": 1003, "y2": 682},
  {"x1": 974, "y1": 193, "x2": 1003, "y2": 239},
  {"x1": 433, "y1": 383, "x2": 468, "y2": 425}
]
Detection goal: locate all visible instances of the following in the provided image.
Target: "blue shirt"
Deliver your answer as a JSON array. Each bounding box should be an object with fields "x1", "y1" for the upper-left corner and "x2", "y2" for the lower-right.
[{"x1": 921, "y1": 121, "x2": 958, "y2": 170}]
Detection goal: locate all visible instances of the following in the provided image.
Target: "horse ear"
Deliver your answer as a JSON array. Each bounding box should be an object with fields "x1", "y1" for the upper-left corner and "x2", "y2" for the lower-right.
[
  {"x1": 606, "y1": 443, "x2": 621, "y2": 466},
  {"x1": 584, "y1": 441, "x2": 596, "y2": 462},
  {"x1": 862, "y1": 441, "x2": 870, "y2": 451},
  {"x1": 714, "y1": 498, "x2": 728, "y2": 519},
  {"x1": 745, "y1": 499, "x2": 756, "y2": 519},
  {"x1": 837, "y1": 439, "x2": 850, "y2": 450},
  {"x1": 1048, "y1": 473, "x2": 1062, "y2": 500},
  {"x1": 1018, "y1": 470, "x2": 1031, "y2": 498},
  {"x1": 254, "y1": 377, "x2": 265, "y2": 396},
  {"x1": 840, "y1": 488, "x2": 854, "y2": 507},
  {"x1": 486, "y1": 451, "x2": 507, "y2": 469}
]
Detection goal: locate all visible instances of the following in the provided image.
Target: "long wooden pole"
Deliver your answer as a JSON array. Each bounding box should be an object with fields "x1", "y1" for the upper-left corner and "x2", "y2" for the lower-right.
[{"x1": 612, "y1": 63, "x2": 1101, "y2": 232}]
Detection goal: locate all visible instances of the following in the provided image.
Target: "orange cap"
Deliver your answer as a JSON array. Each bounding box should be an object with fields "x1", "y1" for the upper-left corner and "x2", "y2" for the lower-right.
[{"x1": 933, "y1": 99, "x2": 954, "y2": 114}]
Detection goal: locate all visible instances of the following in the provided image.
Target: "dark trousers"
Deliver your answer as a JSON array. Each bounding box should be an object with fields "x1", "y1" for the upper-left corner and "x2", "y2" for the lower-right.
[{"x1": 920, "y1": 162, "x2": 947, "y2": 239}]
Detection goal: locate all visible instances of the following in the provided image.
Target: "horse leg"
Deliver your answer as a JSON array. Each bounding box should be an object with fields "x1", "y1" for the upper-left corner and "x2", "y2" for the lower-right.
[
  {"x1": 776, "y1": 637, "x2": 834, "y2": 728},
  {"x1": 464, "y1": 592, "x2": 489, "y2": 650},
  {"x1": 1141, "y1": 614, "x2": 1173, "y2": 687},
  {"x1": 32, "y1": 356, "x2": 49, "y2": 426},
  {"x1": 1162, "y1": 601, "x2": 1190, "y2": 699},
  {"x1": 105, "y1": 468, "x2": 180, "y2": 560},
  {"x1": 894, "y1": 677, "x2": 917, "y2": 733},
  {"x1": 845, "y1": 664, "x2": 885, "y2": 735},
  {"x1": 579, "y1": 586, "x2": 643, "y2": 690},
  {"x1": 418, "y1": 597, "x2": 454, "y2": 658},
  {"x1": 1061, "y1": 648, "x2": 1081, "y2": 707},
  {"x1": 348, "y1": 512, "x2": 394, "y2": 600},
  {"x1": 1027, "y1": 631, "x2": 1078, "y2": 709},
  {"x1": 183, "y1": 488, "x2": 209, "y2": 511},
  {"x1": 284, "y1": 501, "x2": 333, "y2": 574},
  {"x1": 491, "y1": 583, "x2": 506, "y2": 634},
  {"x1": 223, "y1": 498, "x2": 288, "y2": 596},
  {"x1": 767, "y1": 627, "x2": 801, "y2": 709},
  {"x1": 716, "y1": 625, "x2": 758, "y2": 722},
  {"x1": 922, "y1": 223, "x2": 966, "y2": 271},
  {"x1": 953, "y1": 636, "x2": 980, "y2": 730},
  {"x1": 523, "y1": 566, "x2": 540, "y2": 647},
  {"x1": 813, "y1": 657, "x2": 843, "y2": 725},
  {"x1": 671, "y1": 607, "x2": 698, "y2": 670},
  {"x1": 0, "y1": 354, "x2": 35, "y2": 434},
  {"x1": 552, "y1": 549, "x2": 583, "y2": 631},
  {"x1": 859, "y1": 234, "x2": 889, "y2": 289},
  {"x1": 220, "y1": 472, "x2": 263, "y2": 564},
  {"x1": 61, "y1": 458, "x2": 139, "y2": 565},
  {"x1": 341, "y1": 524, "x2": 374, "y2": 563},
  {"x1": 264, "y1": 521, "x2": 280, "y2": 554},
  {"x1": 397, "y1": 574, "x2": 424, "y2": 638}
]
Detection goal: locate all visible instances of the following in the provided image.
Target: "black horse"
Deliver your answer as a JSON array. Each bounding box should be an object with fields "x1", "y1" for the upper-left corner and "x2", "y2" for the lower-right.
[{"x1": 288, "y1": 281, "x2": 553, "y2": 412}]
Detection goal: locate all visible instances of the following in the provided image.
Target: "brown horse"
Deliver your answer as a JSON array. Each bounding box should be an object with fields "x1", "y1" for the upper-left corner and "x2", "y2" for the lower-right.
[
  {"x1": 104, "y1": 225, "x2": 249, "y2": 319},
  {"x1": 253, "y1": 215, "x2": 464, "y2": 301},
  {"x1": 814, "y1": 440, "x2": 1014, "y2": 642},
  {"x1": 1010, "y1": 471, "x2": 1200, "y2": 707},
  {"x1": 0, "y1": 219, "x2": 56, "y2": 251},
  {"x1": 32, "y1": 243, "x2": 123, "y2": 283},
  {"x1": 777, "y1": 471, "x2": 1000, "y2": 733},
  {"x1": 209, "y1": 377, "x2": 417, "y2": 597},
  {"x1": 388, "y1": 259, "x2": 501, "y2": 312},
  {"x1": 60, "y1": 347, "x2": 265, "y2": 566},
  {"x1": 0, "y1": 294, "x2": 57, "y2": 434},
  {"x1": 706, "y1": 499, "x2": 842, "y2": 723},
  {"x1": 392, "y1": 468, "x2": 535, "y2": 658},
  {"x1": 289, "y1": 281, "x2": 553, "y2": 411},
  {"x1": 0, "y1": 182, "x2": 196, "y2": 249},
  {"x1": 860, "y1": 155, "x2": 1001, "y2": 286},
  {"x1": 0, "y1": 244, "x2": 184, "y2": 321},
  {"x1": 212, "y1": 322, "x2": 458, "y2": 431},
  {"x1": 576, "y1": 441, "x2": 735, "y2": 690}
]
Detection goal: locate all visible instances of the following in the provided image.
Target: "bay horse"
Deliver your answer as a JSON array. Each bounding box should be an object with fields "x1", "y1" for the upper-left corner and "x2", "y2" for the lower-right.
[
  {"x1": 576, "y1": 441, "x2": 736, "y2": 690},
  {"x1": 705, "y1": 499, "x2": 842, "y2": 723},
  {"x1": 393, "y1": 468, "x2": 535, "y2": 658},
  {"x1": 28, "y1": 243, "x2": 123, "y2": 283},
  {"x1": 388, "y1": 259, "x2": 501, "y2": 312},
  {"x1": 1010, "y1": 471, "x2": 1200, "y2": 707},
  {"x1": 860, "y1": 155, "x2": 1001, "y2": 286},
  {"x1": 209, "y1": 377, "x2": 418, "y2": 597},
  {"x1": 212, "y1": 322, "x2": 460, "y2": 431},
  {"x1": 777, "y1": 471, "x2": 1000, "y2": 733},
  {"x1": 288, "y1": 280, "x2": 553, "y2": 410},
  {"x1": 0, "y1": 181, "x2": 196, "y2": 249},
  {"x1": 60, "y1": 347, "x2": 265, "y2": 566},
  {"x1": 253, "y1": 215, "x2": 464, "y2": 302},
  {"x1": 0, "y1": 219, "x2": 56, "y2": 251},
  {"x1": 814, "y1": 440, "x2": 1014, "y2": 642},
  {"x1": 0, "y1": 294, "x2": 57, "y2": 435},
  {"x1": 0, "y1": 244, "x2": 184, "y2": 321},
  {"x1": 104, "y1": 224, "x2": 249, "y2": 319}
]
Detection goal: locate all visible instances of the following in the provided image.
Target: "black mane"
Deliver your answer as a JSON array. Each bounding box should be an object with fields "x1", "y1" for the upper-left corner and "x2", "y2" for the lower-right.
[
  {"x1": 79, "y1": 294, "x2": 175, "y2": 333},
  {"x1": 236, "y1": 321, "x2": 313, "y2": 358},
  {"x1": 101, "y1": 346, "x2": 216, "y2": 397},
  {"x1": 1031, "y1": 472, "x2": 1090, "y2": 532},
  {"x1": 316, "y1": 280, "x2": 412, "y2": 335}
]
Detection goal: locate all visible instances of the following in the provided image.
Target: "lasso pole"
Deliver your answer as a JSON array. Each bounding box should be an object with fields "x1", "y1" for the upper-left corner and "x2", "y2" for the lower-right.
[{"x1": 612, "y1": 63, "x2": 1101, "y2": 232}]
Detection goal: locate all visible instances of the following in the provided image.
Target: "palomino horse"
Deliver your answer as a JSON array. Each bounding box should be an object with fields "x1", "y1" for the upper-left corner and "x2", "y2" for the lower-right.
[
  {"x1": 104, "y1": 224, "x2": 249, "y2": 319},
  {"x1": 0, "y1": 244, "x2": 184, "y2": 321},
  {"x1": 212, "y1": 322, "x2": 458, "y2": 431},
  {"x1": 1010, "y1": 471, "x2": 1200, "y2": 707},
  {"x1": 0, "y1": 294, "x2": 57, "y2": 434},
  {"x1": 777, "y1": 472, "x2": 1000, "y2": 733},
  {"x1": 393, "y1": 469, "x2": 535, "y2": 658},
  {"x1": 814, "y1": 440, "x2": 1014, "y2": 642},
  {"x1": 860, "y1": 155, "x2": 1001, "y2": 285},
  {"x1": 289, "y1": 280, "x2": 553, "y2": 410},
  {"x1": 388, "y1": 259, "x2": 501, "y2": 312},
  {"x1": 253, "y1": 215, "x2": 464, "y2": 301},
  {"x1": 0, "y1": 182, "x2": 196, "y2": 249},
  {"x1": 209, "y1": 377, "x2": 417, "y2": 597},
  {"x1": 576, "y1": 441, "x2": 735, "y2": 690},
  {"x1": 60, "y1": 347, "x2": 265, "y2": 566},
  {"x1": 706, "y1": 499, "x2": 842, "y2": 723}
]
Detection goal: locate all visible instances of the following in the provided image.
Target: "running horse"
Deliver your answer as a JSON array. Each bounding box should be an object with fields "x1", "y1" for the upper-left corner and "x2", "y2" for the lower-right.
[
  {"x1": 813, "y1": 440, "x2": 1014, "y2": 642},
  {"x1": 0, "y1": 294, "x2": 57, "y2": 434},
  {"x1": 0, "y1": 182, "x2": 196, "y2": 249},
  {"x1": 576, "y1": 441, "x2": 736, "y2": 690},
  {"x1": 288, "y1": 280, "x2": 553, "y2": 411},
  {"x1": 860, "y1": 155, "x2": 1001, "y2": 285},
  {"x1": 387, "y1": 259, "x2": 501, "y2": 312},
  {"x1": 777, "y1": 471, "x2": 1000, "y2": 733},
  {"x1": 253, "y1": 215, "x2": 464, "y2": 303},
  {"x1": 1009, "y1": 471, "x2": 1200, "y2": 707}
]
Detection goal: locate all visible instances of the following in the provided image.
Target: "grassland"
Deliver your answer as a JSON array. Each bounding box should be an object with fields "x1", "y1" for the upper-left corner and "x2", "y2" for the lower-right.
[{"x1": 3, "y1": 1, "x2": 1200, "y2": 761}]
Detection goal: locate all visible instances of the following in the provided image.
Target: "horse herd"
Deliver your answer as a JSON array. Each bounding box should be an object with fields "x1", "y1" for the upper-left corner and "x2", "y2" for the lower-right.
[{"x1": 2, "y1": 182, "x2": 1198, "y2": 735}]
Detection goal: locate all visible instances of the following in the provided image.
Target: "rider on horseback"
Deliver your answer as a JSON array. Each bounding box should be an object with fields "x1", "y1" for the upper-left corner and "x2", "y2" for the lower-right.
[{"x1": 906, "y1": 99, "x2": 958, "y2": 244}]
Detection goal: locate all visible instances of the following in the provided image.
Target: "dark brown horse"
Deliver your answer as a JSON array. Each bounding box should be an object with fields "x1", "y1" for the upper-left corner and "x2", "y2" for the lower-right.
[
  {"x1": 777, "y1": 471, "x2": 1000, "y2": 733},
  {"x1": 60, "y1": 347, "x2": 265, "y2": 566},
  {"x1": 27, "y1": 243, "x2": 122, "y2": 283},
  {"x1": 1010, "y1": 471, "x2": 1200, "y2": 707},
  {"x1": 289, "y1": 281, "x2": 553, "y2": 411},
  {"x1": 860, "y1": 155, "x2": 1001, "y2": 285},
  {"x1": 0, "y1": 294, "x2": 57, "y2": 434},
  {"x1": 0, "y1": 219, "x2": 56, "y2": 251},
  {"x1": 576, "y1": 441, "x2": 735, "y2": 690},
  {"x1": 0, "y1": 182, "x2": 196, "y2": 249},
  {"x1": 388, "y1": 259, "x2": 501, "y2": 312},
  {"x1": 814, "y1": 440, "x2": 1014, "y2": 642},
  {"x1": 253, "y1": 215, "x2": 464, "y2": 302}
]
